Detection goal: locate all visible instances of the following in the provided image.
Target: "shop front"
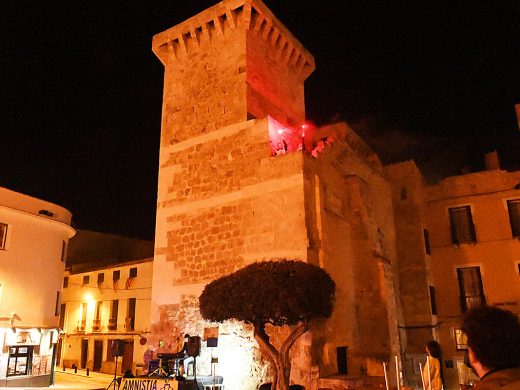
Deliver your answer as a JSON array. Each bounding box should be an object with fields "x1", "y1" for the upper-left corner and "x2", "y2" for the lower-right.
[{"x1": 0, "y1": 327, "x2": 59, "y2": 387}]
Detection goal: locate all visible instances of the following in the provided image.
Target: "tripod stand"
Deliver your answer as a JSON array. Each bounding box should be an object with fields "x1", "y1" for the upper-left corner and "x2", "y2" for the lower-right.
[
  {"x1": 149, "y1": 357, "x2": 169, "y2": 377},
  {"x1": 106, "y1": 356, "x2": 120, "y2": 390}
]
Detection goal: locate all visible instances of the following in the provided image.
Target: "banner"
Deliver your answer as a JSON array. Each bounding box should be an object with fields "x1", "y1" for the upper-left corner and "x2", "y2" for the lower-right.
[{"x1": 120, "y1": 377, "x2": 179, "y2": 390}]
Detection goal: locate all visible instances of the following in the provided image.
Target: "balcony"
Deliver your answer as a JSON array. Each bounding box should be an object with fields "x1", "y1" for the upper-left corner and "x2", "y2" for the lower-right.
[
  {"x1": 76, "y1": 320, "x2": 86, "y2": 333},
  {"x1": 461, "y1": 295, "x2": 486, "y2": 313},
  {"x1": 108, "y1": 318, "x2": 117, "y2": 331},
  {"x1": 125, "y1": 317, "x2": 135, "y2": 331},
  {"x1": 91, "y1": 319, "x2": 101, "y2": 332}
]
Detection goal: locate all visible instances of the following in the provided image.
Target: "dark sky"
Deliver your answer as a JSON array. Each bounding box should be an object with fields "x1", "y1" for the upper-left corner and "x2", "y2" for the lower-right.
[{"x1": 1, "y1": 1, "x2": 519, "y2": 240}]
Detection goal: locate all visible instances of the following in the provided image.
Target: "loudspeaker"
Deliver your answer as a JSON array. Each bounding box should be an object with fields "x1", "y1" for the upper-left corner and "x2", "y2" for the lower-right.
[
  {"x1": 186, "y1": 336, "x2": 201, "y2": 357},
  {"x1": 111, "y1": 339, "x2": 126, "y2": 357}
]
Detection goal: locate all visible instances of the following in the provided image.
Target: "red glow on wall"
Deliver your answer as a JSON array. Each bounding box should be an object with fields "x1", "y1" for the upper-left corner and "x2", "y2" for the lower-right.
[
  {"x1": 268, "y1": 116, "x2": 317, "y2": 156},
  {"x1": 268, "y1": 116, "x2": 335, "y2": 158}
]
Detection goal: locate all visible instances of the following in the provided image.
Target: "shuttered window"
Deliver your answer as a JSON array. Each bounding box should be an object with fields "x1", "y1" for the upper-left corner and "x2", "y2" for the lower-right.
[{"x1": 449, "y1": 206, "x2": 476, "y2": 245}]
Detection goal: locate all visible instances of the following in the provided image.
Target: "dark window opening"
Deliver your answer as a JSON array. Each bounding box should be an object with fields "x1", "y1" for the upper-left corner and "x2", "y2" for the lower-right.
[
  {"x1": 449, "y1": 206, "x2": 476, "y2": 245},
  {"x1": 337, "y1": 346, "x2": 348, "y2": 374},
  {"x1": 424, "y1": 228, "x2": 431, "y2": 255},
  {"x1": 400, "y1": 187, "x2": 408, "y2": 200},
  {"x1": 507, "y1": 199, "x2": 520, "y2": 237},
  {"x1": 61, "y1": 241, "x2": 67, "y2": 262},
  {"x1": 83, "y1": 275, "x2": 89, "y2": 285},
  {"x1": 55, "y1": 291, "x2": 61, "y2": 316},
  {"x1": 97, "y1": 273, "x2": 104, "y2": 284},
  {"x1": 0, "y1": 223, "x2": 7, "y2": 250},
  {"x1": 429, "y1": 286, "x2": 437, "y2": 315},
  {"x1": 126, "y1": 298, "x2": 136, "y2": 330},
  {"x1": 113, "y1": 270, "x2": 120, "y2": 282},
  {"x1": 63, "y1": 277, "x2": 69, "y2": 288},
  {"x1": 129, "y1": 267, "x2": 137, "y2": 278},
  {"x1": 59, "y1": 304, "x2": 66, "y2": 329},
  {"x1": 457, "y1": 267, "x2": 485, "y2": 312},
  {"x1": 109, "y1": 300, "x2": 118, "y2": 331}
]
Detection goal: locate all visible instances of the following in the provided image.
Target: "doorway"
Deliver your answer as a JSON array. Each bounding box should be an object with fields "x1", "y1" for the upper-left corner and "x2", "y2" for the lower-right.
[
  {"x1": 80, "y1": 339, "x2": 88, "y2": 369},
  {"x1": 93, "y1": 340, "x2": 103, "y2": 372},
  {"x1": 121, "y1": 340, "x2": 134, "y2": 374},
  {"x1": 337, "y1": 346, "x2": 348, "y2": 374}
]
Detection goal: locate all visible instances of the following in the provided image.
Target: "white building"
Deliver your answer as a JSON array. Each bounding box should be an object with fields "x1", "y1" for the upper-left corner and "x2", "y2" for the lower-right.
[
  {"x1": 60, "y1": 258, "x2": 153, "y2": 376},
  {"x1": 0, "y1": 186, "x2": 75, "y2": 387}
]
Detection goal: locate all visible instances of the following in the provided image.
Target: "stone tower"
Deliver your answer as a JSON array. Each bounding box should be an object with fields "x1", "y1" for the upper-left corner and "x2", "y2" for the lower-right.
[{"x1": 151, "y1": 1, "x2": 401, "y2": 389}]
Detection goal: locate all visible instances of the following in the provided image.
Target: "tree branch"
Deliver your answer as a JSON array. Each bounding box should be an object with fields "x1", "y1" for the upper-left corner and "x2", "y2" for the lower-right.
[
  {"x1": 254, "y1": 322, "x2": 279, "y2": 366},
  {"x1": 281, "y1": 321, "x2": 308, "y2": 356}
]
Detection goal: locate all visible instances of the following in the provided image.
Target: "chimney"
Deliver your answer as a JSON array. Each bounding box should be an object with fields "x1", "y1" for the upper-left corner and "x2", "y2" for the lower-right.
[
  {"x1": 515, "y1": 103, "x2": 520, "y2": 130},
  {"x1": 484, "y1": 150, "x2": 500, "y2": 171}
]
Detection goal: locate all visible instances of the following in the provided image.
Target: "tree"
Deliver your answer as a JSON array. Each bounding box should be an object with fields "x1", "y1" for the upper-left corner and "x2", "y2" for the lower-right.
[{"x1": 199, "y1": 259, "x2": 335, "y2": 390}]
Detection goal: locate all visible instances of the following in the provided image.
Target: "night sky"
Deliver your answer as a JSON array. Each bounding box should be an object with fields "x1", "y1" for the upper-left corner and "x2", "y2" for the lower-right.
[{"x1": 1, "y1": 1, "x2": 519, "y2": 240}]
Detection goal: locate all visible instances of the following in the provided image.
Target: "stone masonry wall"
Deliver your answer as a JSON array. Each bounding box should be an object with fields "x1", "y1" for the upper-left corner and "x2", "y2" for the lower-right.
[
  {"x1": 152, "y1": 119, "x2": 309, "y2": 389},
  {"x1": 160, "y1": 17, "x2": 248, "y2": 146},
  {"x1": 246, "y1": 25, "x2": 306, "y2": 125},
  {"x1": 302, "y1": 122, "x2": 402, "y2": 380}
]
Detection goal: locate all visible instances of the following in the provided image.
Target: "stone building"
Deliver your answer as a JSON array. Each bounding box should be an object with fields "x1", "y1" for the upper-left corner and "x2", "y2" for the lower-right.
[
  {"x1": 150, "y1": 1, "x2": 401, "y2": 389},
  {"x1": 386, "y1": 152, "x2": 520, "y2": 389},
  {"x1": 0, "y1": 187, "x2": 75, "y2": 387}
]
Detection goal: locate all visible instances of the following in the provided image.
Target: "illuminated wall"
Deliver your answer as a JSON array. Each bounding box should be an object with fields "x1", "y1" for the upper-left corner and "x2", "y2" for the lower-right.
[
  {"x1": 386, "y1": 160, "x2": 520, "y2": 389},
  {"x1": 60, "y1": 259, "x2": 153, "y2": 375},
  {"x1": 151, "y1": 1, "x2": 401, "y2": 389},
  {"x1": 0, "y1": 186, "x2": 75, "y2": 386}
]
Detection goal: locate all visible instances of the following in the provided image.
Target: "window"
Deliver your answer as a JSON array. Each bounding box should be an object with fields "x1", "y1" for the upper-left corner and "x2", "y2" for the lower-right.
[
  {"x1": 113, "y1": 270, "x2": 120, "y2": 282},
  {"x1": 95, "y1": 301, "x2": 102, "y2": 321},
  {"x1": 126, "y1": 298, "x2": 136, "y2": 330},
  {"x1": 55, "y1": 291, "x2": 61, "y2": 316},
  {"x1": 7, "y1": 346, "x2": 33, "y2": 376},
  {"x1": 424, "y1": 228, "x2": 431, "y2": 255},
  {"x1": 93, "y1": 301, "x2": 102, "y2": 331},
  {"x1": 429, "y1": 286, "x2": 437, "y2": 315},
  {"x1": 507, "y1": 199, "x2": 520, "y2": 238},
  {"x1": 129, "y1": 267, "x2": 138, "y2": 278},
  {"x1": 400, "y1": 187, "x2": 408, "y2": 200},
  {"x1": 0, "y1": 223, "x2": 7, "y2": 250},
  {"x1": 59, "y1": 304, "x2": 66, "y2": 329},
  {"x1": 83, "y1": 275, "x2": 90, "y2": 285},
  {"x1": 449, "y1": 206, "x2": 476, "y2": 245},
  {"x1": 457, "y1": 266, "x2": 485, "y2": 312},
  {"x1": 454, "y1": 329, "x2": 468, "y2": 350},
  {"x1": 63, "y1": 277, "x2": 69, "y2": 288},
  {"x1": 109, "y1": 300, "x2": 118, "y2": 331},
  {"x1": 61, "y1": 241, "x2": 67, "y2": 262},
  {"x1": 78, "y1": 302, "x2": 87, "y2": 331},
  {"x1": 97, "y1": 273, "x2": 104, "y2": 284}
]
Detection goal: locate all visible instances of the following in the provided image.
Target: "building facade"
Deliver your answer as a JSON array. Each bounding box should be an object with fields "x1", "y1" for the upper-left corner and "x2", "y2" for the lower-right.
[
  {"x1": 0, "y1": 187, "x2": 75, "y2": 387},
  {"x1": 59, "y1": 258, "x2": 153, "y2": 377},
  {"x1": 150, "y1": 1, "x2": 401, "y2": 389},
  {"x1": 386, "y1": 154, "x2": 520, "y2": 389}
]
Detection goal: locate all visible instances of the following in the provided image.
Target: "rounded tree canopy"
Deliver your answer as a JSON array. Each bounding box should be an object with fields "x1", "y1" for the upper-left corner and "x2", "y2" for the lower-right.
[{"x1": 199, "y1": 259, "x2": 335, "y2": 326}]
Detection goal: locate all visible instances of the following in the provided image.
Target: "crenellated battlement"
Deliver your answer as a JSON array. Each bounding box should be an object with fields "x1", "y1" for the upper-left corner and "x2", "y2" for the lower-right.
[{"x1": 152, "y1": 0, "x2": 315, "y2": 80}]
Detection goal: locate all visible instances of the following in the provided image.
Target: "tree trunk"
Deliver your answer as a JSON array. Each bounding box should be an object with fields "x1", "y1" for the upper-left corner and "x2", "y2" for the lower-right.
[{"x1": 254, "y1": 321, "x2": 309, "y2": 390}]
